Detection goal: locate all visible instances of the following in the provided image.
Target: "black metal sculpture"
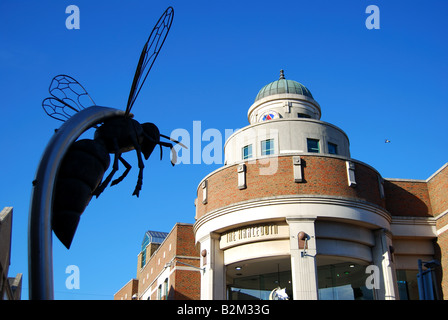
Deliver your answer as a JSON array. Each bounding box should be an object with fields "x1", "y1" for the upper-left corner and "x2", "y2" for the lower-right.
[{"x1": 40, "y1": 7, "x2": 184, "y2": 249}]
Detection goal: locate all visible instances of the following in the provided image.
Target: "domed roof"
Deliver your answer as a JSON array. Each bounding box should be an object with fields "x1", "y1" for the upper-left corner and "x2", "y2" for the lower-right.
[{"x1": 255, "y1": 70, "x2": 313, "y2": 102}]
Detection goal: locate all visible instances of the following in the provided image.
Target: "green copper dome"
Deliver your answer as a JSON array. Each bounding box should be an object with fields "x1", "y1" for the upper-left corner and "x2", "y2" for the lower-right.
[{"x1": 255, "y1": 70, "x2": 313, "y2": 102}]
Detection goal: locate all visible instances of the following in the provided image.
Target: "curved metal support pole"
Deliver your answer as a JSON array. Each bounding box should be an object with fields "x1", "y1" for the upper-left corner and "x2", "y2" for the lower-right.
[{"x1": 28, "y1": 106, "x2": 126, "y2": 300}]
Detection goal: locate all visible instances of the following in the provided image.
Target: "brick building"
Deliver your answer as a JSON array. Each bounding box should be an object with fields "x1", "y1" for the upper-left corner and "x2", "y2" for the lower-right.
[
  {"x1": 114, "y1": 224, "x2": 200, "y2": 300},
  {"x1": 116, "y1": 71, "x2": 447, "y2": 300}
]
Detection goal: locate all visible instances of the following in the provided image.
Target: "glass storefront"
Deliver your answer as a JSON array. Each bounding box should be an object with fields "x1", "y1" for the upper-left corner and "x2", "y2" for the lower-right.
[
  {"x1": 317, "y1": 261, "x2": 374, "y2": 300},
  {"x1": 396, "y1": 270, "x2": 419, "y2": 300},
  {"x1": 227, "y1": 257, "x2": 292, "y2": 300},
  {"x1": 227, "y1": 257, "x2": 374, "y2": 300},
  {"x1": 228, "y1": 270, "x2": 292, "y2": 300}
]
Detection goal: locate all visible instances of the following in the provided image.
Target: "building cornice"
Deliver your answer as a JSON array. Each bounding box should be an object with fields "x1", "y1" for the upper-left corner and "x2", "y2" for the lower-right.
[
  {"x1": 194, "y1": 194, "x2": 391, "y2": 237},
  {"x1": 390, "y1": 216, "x2": 437, "y2": 239}
]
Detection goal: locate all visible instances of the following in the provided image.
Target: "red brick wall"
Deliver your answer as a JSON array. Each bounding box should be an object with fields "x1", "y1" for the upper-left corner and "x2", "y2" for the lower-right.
[
  {"x1": 114, "y1": 279, "x2": 138, "y2": 300},
  {"x1": 436, "y1": 230, "x2": 448, "y2": 298},
  {"x1": 196, "y1": 155, "x2": 385, "y2": 219},
  {"x1": 428, "y1": 164, "x2": 448, "y2": 217},
  {"x1": 171, "y1": 225, "x2": 200, "y2": 299},
  {"x1": 384, "y1": 180, "x2": 432, "y2": 217},
  {"x1": 428, "y1": 164, "x2": 448, "y2": 299},
  {"x1": 176, "y1": 224, "x2": 199, "y2": 257},
  {"x1": 172, "y1": 269, "x2": 201, "y2": 300}
]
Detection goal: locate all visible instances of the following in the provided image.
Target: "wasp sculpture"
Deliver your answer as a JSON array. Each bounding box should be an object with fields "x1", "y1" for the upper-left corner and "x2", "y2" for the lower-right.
[{"x1": 41, "y1": 7, "x2": 184, "y2": 248}]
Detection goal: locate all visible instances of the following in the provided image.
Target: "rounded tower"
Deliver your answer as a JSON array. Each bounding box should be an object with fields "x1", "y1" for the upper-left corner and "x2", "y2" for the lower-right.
[{"x1": 194, "y1": 71, "x2": 396, "y2": 301}]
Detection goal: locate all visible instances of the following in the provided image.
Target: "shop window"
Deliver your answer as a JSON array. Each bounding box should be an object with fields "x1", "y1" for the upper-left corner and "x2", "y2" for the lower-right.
[
  {"x1": 328, "y1": 142, "x2": 338, "y2": 155},
  {"x1": 228, "y1": 270, "x2": 292, "y2": 300},
  {"x1": 227, "y1": 258, "x2": 292, "y2": 300},
  {"x1": 242, "y1": 145, "x2": 252, "y2": 160},
  {"x1": 261, "y1": 139, "x2": 274, "y2": 156},
  {"x1": 317, "y1": 262, "x2": 374, "y2": 300},
  {"x1": 307, "y1": 139, "x2": 320, "y2": 153},
  {"x1": 396, "y1": 270, "x2": 419, "y2": 300}
]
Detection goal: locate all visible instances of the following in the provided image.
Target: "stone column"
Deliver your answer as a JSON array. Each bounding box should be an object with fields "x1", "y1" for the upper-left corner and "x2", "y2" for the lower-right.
[
  {"x1": 372, "y1": 229, "x2": 399, "y2": 300},
  {"x1": 287, "y1": 216, "x2": 318, "y2": 300},
  {"x1": 198, "y1": 232, "x2": 225, "y2": 300}
]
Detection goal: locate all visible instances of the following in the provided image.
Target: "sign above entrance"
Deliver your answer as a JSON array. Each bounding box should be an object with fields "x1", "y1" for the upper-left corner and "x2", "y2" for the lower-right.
[{"x1": 220, "y1": 223, "x2": 288, "y2": 250}]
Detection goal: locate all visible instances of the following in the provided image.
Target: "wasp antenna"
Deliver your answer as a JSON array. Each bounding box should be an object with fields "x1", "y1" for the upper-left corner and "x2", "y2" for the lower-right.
[{"x1": 160, "y1": 134, "x2": 188, "y2": 149}]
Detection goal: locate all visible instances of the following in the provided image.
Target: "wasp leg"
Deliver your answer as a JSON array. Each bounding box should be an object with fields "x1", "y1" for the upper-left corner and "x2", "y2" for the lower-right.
[
  {"x1": 131, "y1": 136, "x2": 145, "y2": 198},
  {"x1": 93, "y1": 139, "x2": 120, "y2": 198},
  {"x1": 111, "y1": 156, "x2": 131, "y2": 186},
  {"x1": 159, "y1": 141, "x2": 176, "y2": 166}
]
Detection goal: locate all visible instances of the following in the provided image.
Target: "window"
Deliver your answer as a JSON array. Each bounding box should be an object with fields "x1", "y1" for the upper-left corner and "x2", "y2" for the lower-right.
[
  {"x1": 141, "y1": 248, "x2": 146, "y2": 268},
  {"x1": 328, "y1": 142, "x2": 338, "y2": 155},
  {"x1": 164, "y1": 278, "x2": 169, "y2": 299},
  {"x1": 229, "y1": 270, "x2": 292, "y2": 300},
  {"x1": 242, "y1": 144, "x2": 252, "y2": 160},
  {"x1": 158, "y1": 284, "x2": 162, "y2": 300},
  {"x1": 141, "y1": 235, "x2": 149, "y2": 268},
  {"x1": 396, "y1": 270, "x2": 419, "y2": 300},
  {"x1": 317, "y1": 262, "x2": 374, "y2": 300},
  {"x1": 297, "y1": 113, "x2": 311, "y2": 118},
  {"x1": 307, "y1": 139, "x2": 320, "y2": 153},
  {"x1": 261, "y1": 139, "x2": 274, "y2": 156},
  {"x1": 228, "y1": 257, "x2": 292, "y2": 300}
]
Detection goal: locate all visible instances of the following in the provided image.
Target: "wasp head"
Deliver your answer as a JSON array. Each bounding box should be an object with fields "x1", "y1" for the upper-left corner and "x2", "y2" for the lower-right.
[
  {"x1": 141, "y1": 122, "x2": 160, "y2": 160},
  {"x1": 141, "y1": 122, "x2": 187, "y2": 165}
]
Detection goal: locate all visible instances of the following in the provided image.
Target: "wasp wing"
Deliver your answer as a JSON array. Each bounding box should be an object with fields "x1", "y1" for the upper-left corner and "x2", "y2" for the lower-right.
[
  {"x1": 42, "y1": 74, "x2": 96, "y2": 122},
  {"x1": 43, "y1": 97, "x2": 82, "y2": 122},
  {"x1": 125, "y1": 6, "x2": 174, "y2": 116}
]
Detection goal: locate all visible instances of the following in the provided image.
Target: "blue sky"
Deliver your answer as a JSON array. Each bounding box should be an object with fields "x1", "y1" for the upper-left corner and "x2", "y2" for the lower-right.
[{"x1": 1, "y1": 0, "x2": 447, "y2": 299}]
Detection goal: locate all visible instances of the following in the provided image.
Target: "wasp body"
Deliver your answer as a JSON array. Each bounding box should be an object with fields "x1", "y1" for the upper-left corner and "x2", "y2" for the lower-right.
[
  {"x1": 42, "y1": 7, "x2": 182, "y2": 248},
  {"x1": 52, "y1": 139, "x2": 109, "y2": 247}
]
